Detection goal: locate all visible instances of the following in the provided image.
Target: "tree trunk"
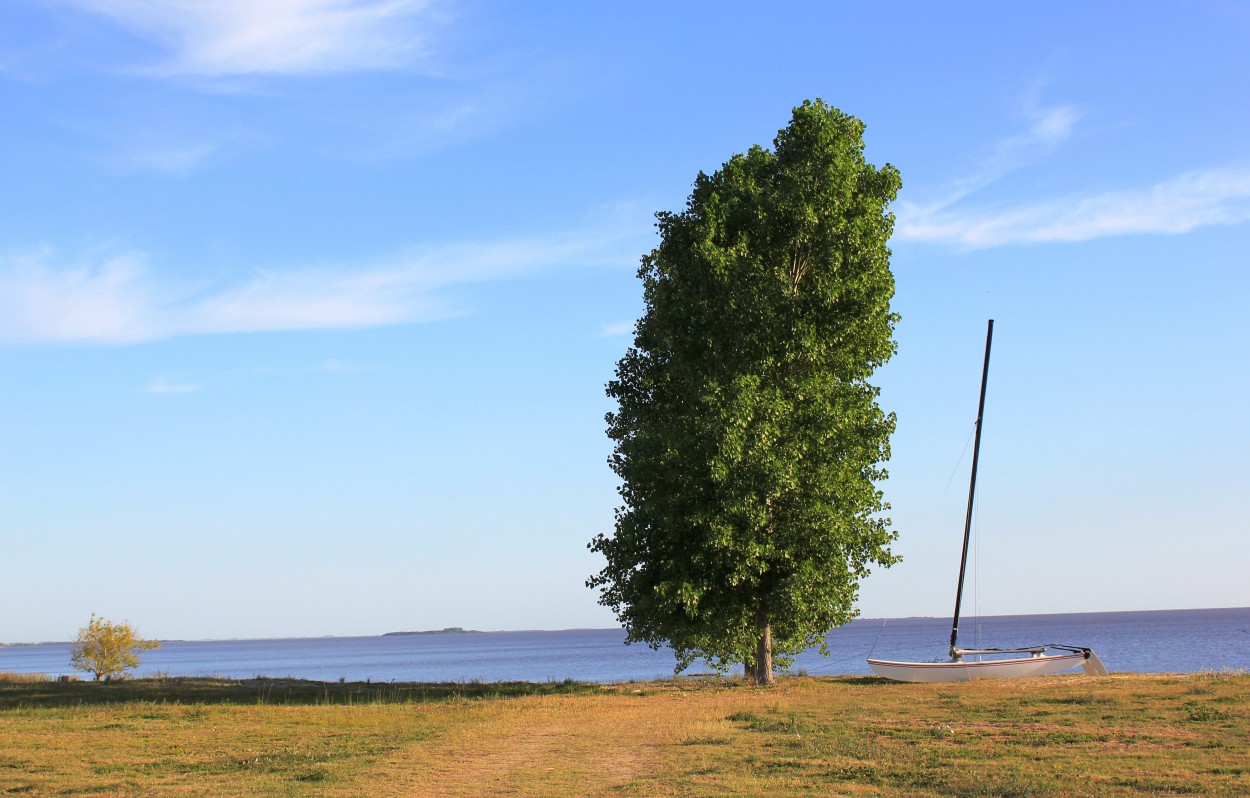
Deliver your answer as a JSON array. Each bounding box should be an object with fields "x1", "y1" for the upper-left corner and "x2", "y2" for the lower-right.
[{"x1": 750, "y1": 616, "x2": 773, "y2": 686}]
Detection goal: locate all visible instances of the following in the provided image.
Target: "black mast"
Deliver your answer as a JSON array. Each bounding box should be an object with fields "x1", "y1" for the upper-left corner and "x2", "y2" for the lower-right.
[{"x1": 950, "y1": 319, "x2": 994, "y2": 659}]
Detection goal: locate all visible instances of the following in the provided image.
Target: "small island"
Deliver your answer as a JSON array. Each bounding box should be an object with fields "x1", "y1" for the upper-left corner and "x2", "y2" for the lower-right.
[{"x1": 383, "y1": 627, "x2": 482, "y2": 636}]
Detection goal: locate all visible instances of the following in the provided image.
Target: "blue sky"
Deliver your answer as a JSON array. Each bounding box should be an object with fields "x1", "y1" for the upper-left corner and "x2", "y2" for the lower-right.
[{"x1": 2, "y1": 1, "x2": 1247, "y2": 642}]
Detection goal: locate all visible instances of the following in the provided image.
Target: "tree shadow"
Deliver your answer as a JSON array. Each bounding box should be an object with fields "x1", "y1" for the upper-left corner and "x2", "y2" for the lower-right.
[{"x1": 0, "y1": 675, "x2": 599, "y2": 709}]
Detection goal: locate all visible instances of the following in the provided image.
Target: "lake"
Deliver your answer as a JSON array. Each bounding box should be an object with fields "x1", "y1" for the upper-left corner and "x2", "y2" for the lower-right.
[{"x1": 2, "y1": 607, "x2": 1245, "y2": 683}]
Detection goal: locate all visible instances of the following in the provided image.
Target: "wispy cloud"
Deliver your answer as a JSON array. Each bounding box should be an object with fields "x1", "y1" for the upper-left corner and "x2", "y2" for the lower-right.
[
  {"x1": 315, "y1": 358, "x2": 368, "y2": 374},
  {"x1": 597, "y1": 320, "x2": 634, "y2": 337},
  {"x1": 895, "y1": 100, "x2": 1250, "y2": 248},
  {"x1": 116, "y1": 141, "x2": 220, "y2": 177},
  {"x1": 916, "y1": 102, "x2": 1081, "y2": 214},
  {"x1": 0, "y1": 213, "x2": 647, "y2": 346},
  {"x1": 55, "y1": 0, "x2": 448, "y2": 76},
  {"x1": 0, "y1": 248, "x2": 167, "y2": 343},
  {"x1": 898, "y1": 165, "x2": 1250, "y2": 248},
  {"x1": 248, "y1": 358, "x2": 373, "y2": 377},
  {"x1": 142, "y1": 375, "x2": 202, "y2": 393}
]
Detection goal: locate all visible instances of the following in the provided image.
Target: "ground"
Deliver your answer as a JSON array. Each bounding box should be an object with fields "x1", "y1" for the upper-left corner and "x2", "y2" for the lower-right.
[{"x1": 0, "y1": 672, "x2": 1245, "y2": 796}]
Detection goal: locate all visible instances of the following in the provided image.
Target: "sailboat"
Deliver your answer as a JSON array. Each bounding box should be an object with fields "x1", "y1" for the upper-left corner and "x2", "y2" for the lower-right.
[{"x1": 867, "y1": 320, "x2": 1108, "y2": 683}]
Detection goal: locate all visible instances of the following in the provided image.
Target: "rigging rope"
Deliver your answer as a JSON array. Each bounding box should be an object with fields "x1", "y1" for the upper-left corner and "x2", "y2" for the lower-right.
[
  {"x1": 974, "y1": 471, "x2": 981, "y2": 651},
  {"x1": 805, "y1": 617, "x2": 891, "y2": 673},
  {"x1": 817, "y1": 422, "x2": 982, "y2": 673},
  {"x1": 925, "y1": 423, "x2": 978, "y2": 536}
]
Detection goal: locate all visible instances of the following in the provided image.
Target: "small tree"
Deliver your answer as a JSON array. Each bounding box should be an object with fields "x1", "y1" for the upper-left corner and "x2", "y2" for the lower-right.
[{"x1": 69, "y1": 614, "x2": 160, "y2": 681}]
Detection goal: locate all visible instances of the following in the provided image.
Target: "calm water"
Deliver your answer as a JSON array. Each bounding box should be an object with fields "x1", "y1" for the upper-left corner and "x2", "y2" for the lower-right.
[{"x1": 2, "y1": 608, "x2": 1245, "y2": 683}]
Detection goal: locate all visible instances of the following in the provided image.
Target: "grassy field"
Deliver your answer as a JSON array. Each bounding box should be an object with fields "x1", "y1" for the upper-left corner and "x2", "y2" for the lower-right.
[{"x1": 0, "y1": 671, "x2": 1246, "y2": 796}]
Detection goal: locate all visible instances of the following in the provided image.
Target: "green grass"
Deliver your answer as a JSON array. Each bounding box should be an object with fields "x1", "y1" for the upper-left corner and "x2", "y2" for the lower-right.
[{"x1": 0, "y1": 673, "x2": 1246, "y2": 796}]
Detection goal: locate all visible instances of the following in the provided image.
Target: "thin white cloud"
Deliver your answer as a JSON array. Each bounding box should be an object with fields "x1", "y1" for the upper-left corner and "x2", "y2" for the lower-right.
[
  {"x1": 0, "y1": 214, "x2": 647, "y2": 346},
  {"x1": 597, "y1": 320, "x2": 634, "y2": 337},
  {"x1": 895, "y1": 99, "x2": 1250, "y2": 248},
  {"x1": 118, "y1": 141, "x2": 220, "y2": 177},
  {"x1": 920, "y1": 103, "x2": 1081, "y2": 214},
  {"x1": 899, "y1": 164, "x2": 1250, "y2": 249},
  {"x1": 56, "y1": 0, "x2": 446, "y2": 76},
  {"x1": 316, "y1": 358, "x2": 368, "y2": 374},
  {"x1": 0, "y1": 248, "x2": 167, "y2": 343},
  {"x1": 142, "y1": 375, "x2": 202, "y2": 394},
  {"x1": 248, "y1": 359, "x2": 373, "y2": 376}
]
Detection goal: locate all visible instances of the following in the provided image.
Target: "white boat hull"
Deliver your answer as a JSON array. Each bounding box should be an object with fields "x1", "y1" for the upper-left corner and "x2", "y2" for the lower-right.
[{"x1": 867, "y1": 651, "x2": 1088, "y2": 683}]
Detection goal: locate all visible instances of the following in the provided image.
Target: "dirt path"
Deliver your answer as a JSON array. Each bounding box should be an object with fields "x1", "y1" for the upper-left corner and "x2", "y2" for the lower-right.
[{"x1": 322, "y1": 690, "x2": 732, "y2": 797}]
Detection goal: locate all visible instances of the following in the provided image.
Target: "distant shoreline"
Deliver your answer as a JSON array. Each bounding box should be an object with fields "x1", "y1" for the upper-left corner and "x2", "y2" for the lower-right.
[
  {"x1": 4, "y1": 606, "x2": 1247, "y2": 647},
  {"x1": 382, "y1": 627, "x2": 483, "y2": 637}
]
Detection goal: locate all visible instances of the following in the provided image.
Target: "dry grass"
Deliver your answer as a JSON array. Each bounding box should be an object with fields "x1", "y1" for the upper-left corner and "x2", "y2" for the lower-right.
[
  {"x1": 0, "y1": 672, "x2": 52, "y2": 684},
  {"x1": 0, "y1": 672, "x2": 1246, "y2": 796}
]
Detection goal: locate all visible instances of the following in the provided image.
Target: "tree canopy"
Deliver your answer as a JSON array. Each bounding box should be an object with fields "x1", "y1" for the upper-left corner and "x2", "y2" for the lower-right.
[{"x1": 588, "y1": 100, "x2": 901, "y2": 684}]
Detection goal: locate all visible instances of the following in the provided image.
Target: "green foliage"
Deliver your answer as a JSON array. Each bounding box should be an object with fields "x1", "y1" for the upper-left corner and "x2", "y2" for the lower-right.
[
  {"x1": 589, "y1": 100, "x2": 902, "y2": 681},
  {"x1": 69, "y1": 614, "x2": 160, "y2": 681}
]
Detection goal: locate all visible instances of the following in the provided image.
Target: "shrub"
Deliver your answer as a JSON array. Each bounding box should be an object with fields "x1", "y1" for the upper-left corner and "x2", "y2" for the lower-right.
[{"x1": 69, "y1": 614, "x2": 160, "y2": 681}]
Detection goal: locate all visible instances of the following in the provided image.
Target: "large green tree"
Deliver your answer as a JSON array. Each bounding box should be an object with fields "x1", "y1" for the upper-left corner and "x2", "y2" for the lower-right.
[{"x1": 588, "y1": 100, "x2": 901, "y2": 685}]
